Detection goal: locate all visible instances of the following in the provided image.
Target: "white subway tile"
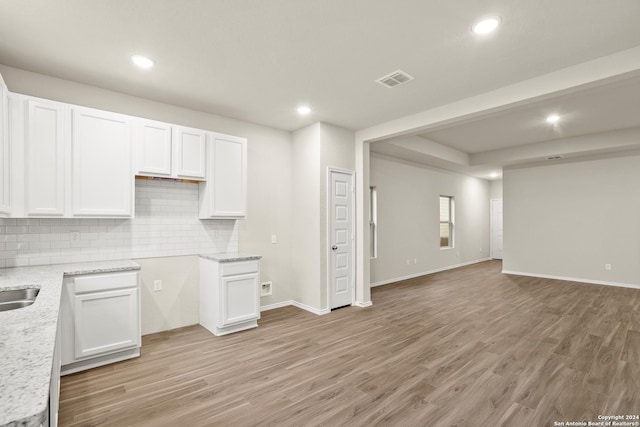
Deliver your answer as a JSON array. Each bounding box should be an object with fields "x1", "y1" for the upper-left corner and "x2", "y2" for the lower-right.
[{"x1": 0, "y1": 179, "x2": 237, "y2": 267}]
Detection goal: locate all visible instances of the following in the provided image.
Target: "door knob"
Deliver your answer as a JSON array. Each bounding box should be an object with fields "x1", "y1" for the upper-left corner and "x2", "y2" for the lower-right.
[{"x1": 331, "y1": 245, "x2": 338, "y2": 251}]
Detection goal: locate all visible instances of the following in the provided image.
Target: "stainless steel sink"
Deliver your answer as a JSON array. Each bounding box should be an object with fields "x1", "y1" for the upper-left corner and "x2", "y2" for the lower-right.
[{"x1": 0, "y1": 288, "x2": 40, "y2": 312}]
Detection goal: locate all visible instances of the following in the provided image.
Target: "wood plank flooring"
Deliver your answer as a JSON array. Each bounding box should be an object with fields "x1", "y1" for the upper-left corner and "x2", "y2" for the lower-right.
[{"x1": 59, "y1": 261, "x2": 640, "y2": 426}]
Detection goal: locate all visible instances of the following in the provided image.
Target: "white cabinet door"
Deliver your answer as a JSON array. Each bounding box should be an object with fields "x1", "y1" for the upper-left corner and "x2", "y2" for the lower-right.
[
  {"x1": 73, "y1": 286, "x2": 139, "y2": 359},
  {"x1": 173, "y1": 126, "x2": 206, "y2": 180},
  {"x1": 0, "y1": 73, "x2": 9, "y2": 215},
  {"x1": 25, "y1": 99, "x2": 66, "y2": 216},
  {"x1": 71, "y1": 107, "x2": 133, "y2": 217},
  {"x1": 220, "y1": 273, "x2": 259, "y2": 327},
  {"x1": 200, "y1": 133, "x2": 247, "y2": 218},
  {"x1": 135, "y1": 119, "x2": 172, "y2": 177}
]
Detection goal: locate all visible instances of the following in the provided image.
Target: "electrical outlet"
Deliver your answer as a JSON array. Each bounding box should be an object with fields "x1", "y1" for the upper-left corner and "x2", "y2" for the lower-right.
[
  {"x1": 70, "y1": 231, "x2": 80, "y2": 241},
  {"x1": 605, "y1": 264, "x2": 612, "y2": 271},
  {"x1": 271, "y1": 234, "x2": 277, "y2": 244},
  {"x1": 153, "y1": 280, "x2": 162, "y2": 291},
  {"x1": 261, "y1": 281, "x2": 272, "y2": 296},
  {"x1": 406, "y1": 259, "x2": 410, "y2": 265}
]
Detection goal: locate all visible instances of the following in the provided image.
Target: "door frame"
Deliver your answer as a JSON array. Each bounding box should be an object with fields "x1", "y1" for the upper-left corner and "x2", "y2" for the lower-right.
[
  {"x1": 326, "y1": 167, "x2": 356, "y2": 310},
  {"x1": 490, "y1": 198, "x2": 503, "y2": 260}
]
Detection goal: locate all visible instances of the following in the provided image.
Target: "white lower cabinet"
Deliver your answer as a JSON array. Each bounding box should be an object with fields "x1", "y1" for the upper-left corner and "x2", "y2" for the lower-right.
[
  {"x1": 61, "y1": 271, "x2": 141, "y2": 375},
  {"x1": 199, "y1": 258, "x2": 260, "y2": 336}
]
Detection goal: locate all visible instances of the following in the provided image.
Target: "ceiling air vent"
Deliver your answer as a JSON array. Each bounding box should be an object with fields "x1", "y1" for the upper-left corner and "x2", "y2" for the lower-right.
[
  {"x1": 375, "y1": 69, "x2": 415, "y2": 88},
  {"x1": 545, "y1": 155, "x2": 564, "y2": 160}
]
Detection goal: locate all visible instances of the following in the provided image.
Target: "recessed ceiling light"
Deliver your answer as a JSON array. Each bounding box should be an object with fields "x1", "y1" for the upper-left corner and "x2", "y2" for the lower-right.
[
  {"x1": 131, "y1": 54, "x2": 155, "y2": 69},
  {"x1": 297, "y1": 106, "x2": 311, "y2": 115},
  {"x1": 471, "y1": 16, "x2": 501, "y2": 35},
  {"x1": 546, "y1": 114, "x2": 561, "y2": 124}
]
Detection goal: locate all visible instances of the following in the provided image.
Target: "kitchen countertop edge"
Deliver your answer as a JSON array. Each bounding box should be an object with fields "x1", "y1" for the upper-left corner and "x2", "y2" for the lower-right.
[{"x1": 199, "y1": 252, "x2": 262, "y2": 263}]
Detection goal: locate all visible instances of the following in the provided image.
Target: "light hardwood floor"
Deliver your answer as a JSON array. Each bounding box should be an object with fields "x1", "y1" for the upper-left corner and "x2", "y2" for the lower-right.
[{"x1": 59, "y1": 260, "x2": 640, "y2": 426}]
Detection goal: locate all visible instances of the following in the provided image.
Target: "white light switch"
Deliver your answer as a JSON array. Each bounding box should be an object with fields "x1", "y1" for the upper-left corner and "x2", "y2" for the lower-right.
[
  {"x1": 153, "y1": 280, "x2": 162, "y2": 291},
  {"x1": 271, "y1": 234, "x2": 277, "y2": 244}
]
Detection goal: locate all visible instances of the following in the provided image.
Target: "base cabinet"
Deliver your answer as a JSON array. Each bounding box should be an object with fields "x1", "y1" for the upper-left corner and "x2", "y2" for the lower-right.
[
  {"x1": 61, "y1": 271, "x2": 141, "y2": 375},
  {"x1": 199, "y1": 258, "x2": 260, "y2": 336}
]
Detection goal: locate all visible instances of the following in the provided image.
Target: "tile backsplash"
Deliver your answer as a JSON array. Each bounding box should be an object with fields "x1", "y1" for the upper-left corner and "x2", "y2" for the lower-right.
[{"x1": 0, "y1": 179, "x2": 238, "y2": 268}]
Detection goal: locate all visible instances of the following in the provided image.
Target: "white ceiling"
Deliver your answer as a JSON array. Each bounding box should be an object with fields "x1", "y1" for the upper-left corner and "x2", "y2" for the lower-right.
[
  {"x1": 0, "y1": 0, "x2": 639, "y2": 135},
  {"x1": 418, "y1": 76, "x2": 640, "y2": 154}
]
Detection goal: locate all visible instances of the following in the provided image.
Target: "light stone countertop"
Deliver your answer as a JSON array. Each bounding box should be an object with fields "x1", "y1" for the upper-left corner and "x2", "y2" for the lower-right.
[
  {"x1": 0, "y1": 260, "x2": 140, "y2": 427},
  {"x1": 199, "y1": 252, "x2": 261, "y2": 263}
]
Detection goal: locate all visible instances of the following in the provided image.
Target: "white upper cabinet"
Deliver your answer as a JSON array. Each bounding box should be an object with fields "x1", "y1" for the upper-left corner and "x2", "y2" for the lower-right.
[
  {"x1": 134, "y1": 122, "x2": 206, "y2": 180},
  {"x1": 173, "y1": 126, "x2": 206, "y2": 180},
  {"x1": 199, "y1": 133, "x2": 247, "y2": 219},
  {"x1": 0, "y1": 73, "x2": 9, "y2": 216},
  {"x1": 71, "y1": 107, "x2": 133, "y2": 217},
  {"x1": 25, "y1": 99, "x2": 66, "y2": 216},
  {"x1": 135, "y1": 119, "x2": 172, "y2": 177}
]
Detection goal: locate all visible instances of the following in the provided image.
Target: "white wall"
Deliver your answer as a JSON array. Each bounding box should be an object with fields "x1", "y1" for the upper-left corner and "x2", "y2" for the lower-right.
[
  {"x1": 0, "y1": 64, "x2": 294, "y2": 311},
  {"x1": 289, "y1": 122, "x2": 355, "y2": 311},
  {"x1": 503, "y1": 153, "x2": 640, "y2": 286},
  {"x1": 135, "y1": 255, "x2": 199, "y2": 335},
  {"x1": 319, "y1": 123, "x2": 355, "y2": 309},
  {"x1": 291, "y1": 123, "x2": 321, "y2": 309},
  {"x1": 370, "y1": 154, "x2": 490, "y2": 285},
  {"x1": 237, "y1": 123, "x2": 293, "y2": 308},
  {"x1": 490, "y1": 179, "x2": 503, "y2": 199}
]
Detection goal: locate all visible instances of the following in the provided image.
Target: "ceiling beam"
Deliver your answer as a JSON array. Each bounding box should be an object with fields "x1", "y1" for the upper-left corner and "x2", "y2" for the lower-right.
[{"x1": 356, "y1": 46, "x2": 640, "y2": 144}]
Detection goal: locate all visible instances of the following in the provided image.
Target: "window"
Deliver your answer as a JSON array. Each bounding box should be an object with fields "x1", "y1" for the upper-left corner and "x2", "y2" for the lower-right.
[
  {"x1": 370, "y1": 186, "x2": 378, "y2": 258},
  {"x1": 439, "y1": 196, "x2": 454, "y2": 248}
]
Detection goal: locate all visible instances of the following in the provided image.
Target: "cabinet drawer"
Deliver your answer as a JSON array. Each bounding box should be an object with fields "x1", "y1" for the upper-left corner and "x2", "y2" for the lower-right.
[
  {"x1": 74, "y1": 271, "x2": 138, "y2": 293},
  {"x1": 220, "y1": 260, "x2": 259, "y2": 276}
]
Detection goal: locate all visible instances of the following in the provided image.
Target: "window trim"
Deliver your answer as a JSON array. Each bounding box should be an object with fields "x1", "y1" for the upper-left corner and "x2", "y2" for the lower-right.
[
  {"x1": 439, "y1": 195, "x2": 454, "y2": 249},
  {"x1": 369, "y1": 186, "x2": 378, "y2": 259}
]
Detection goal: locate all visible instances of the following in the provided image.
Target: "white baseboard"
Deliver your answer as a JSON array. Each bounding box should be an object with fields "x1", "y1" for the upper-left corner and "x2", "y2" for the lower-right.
[
  {"x1": 260, "y1": 300, "x2": 295, "y2": 312},
  {"x1": 371, "y1": 258, "x2": 492, "y2": 287},
  {"x1": 353, "y1": 300, "x2": 373, "y2": 308},
  {"x1": 502, "y1": 270, "x2": 640, "y2": 290},
  {"x1": 260, "y1": 300, "x2": 330, "y2": 315},
  {"x1": 292, "y1": 300, "x2": 330, "y2": 315}
]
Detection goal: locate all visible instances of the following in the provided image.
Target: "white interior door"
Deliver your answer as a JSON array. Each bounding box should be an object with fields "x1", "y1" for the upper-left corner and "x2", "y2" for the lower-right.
[
  {"x1": 491, "y1": 199, "x2": 503, "y2": 260},
  {"x1": 329, "y1": 169, "x2": 354, "y2": 309}
]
